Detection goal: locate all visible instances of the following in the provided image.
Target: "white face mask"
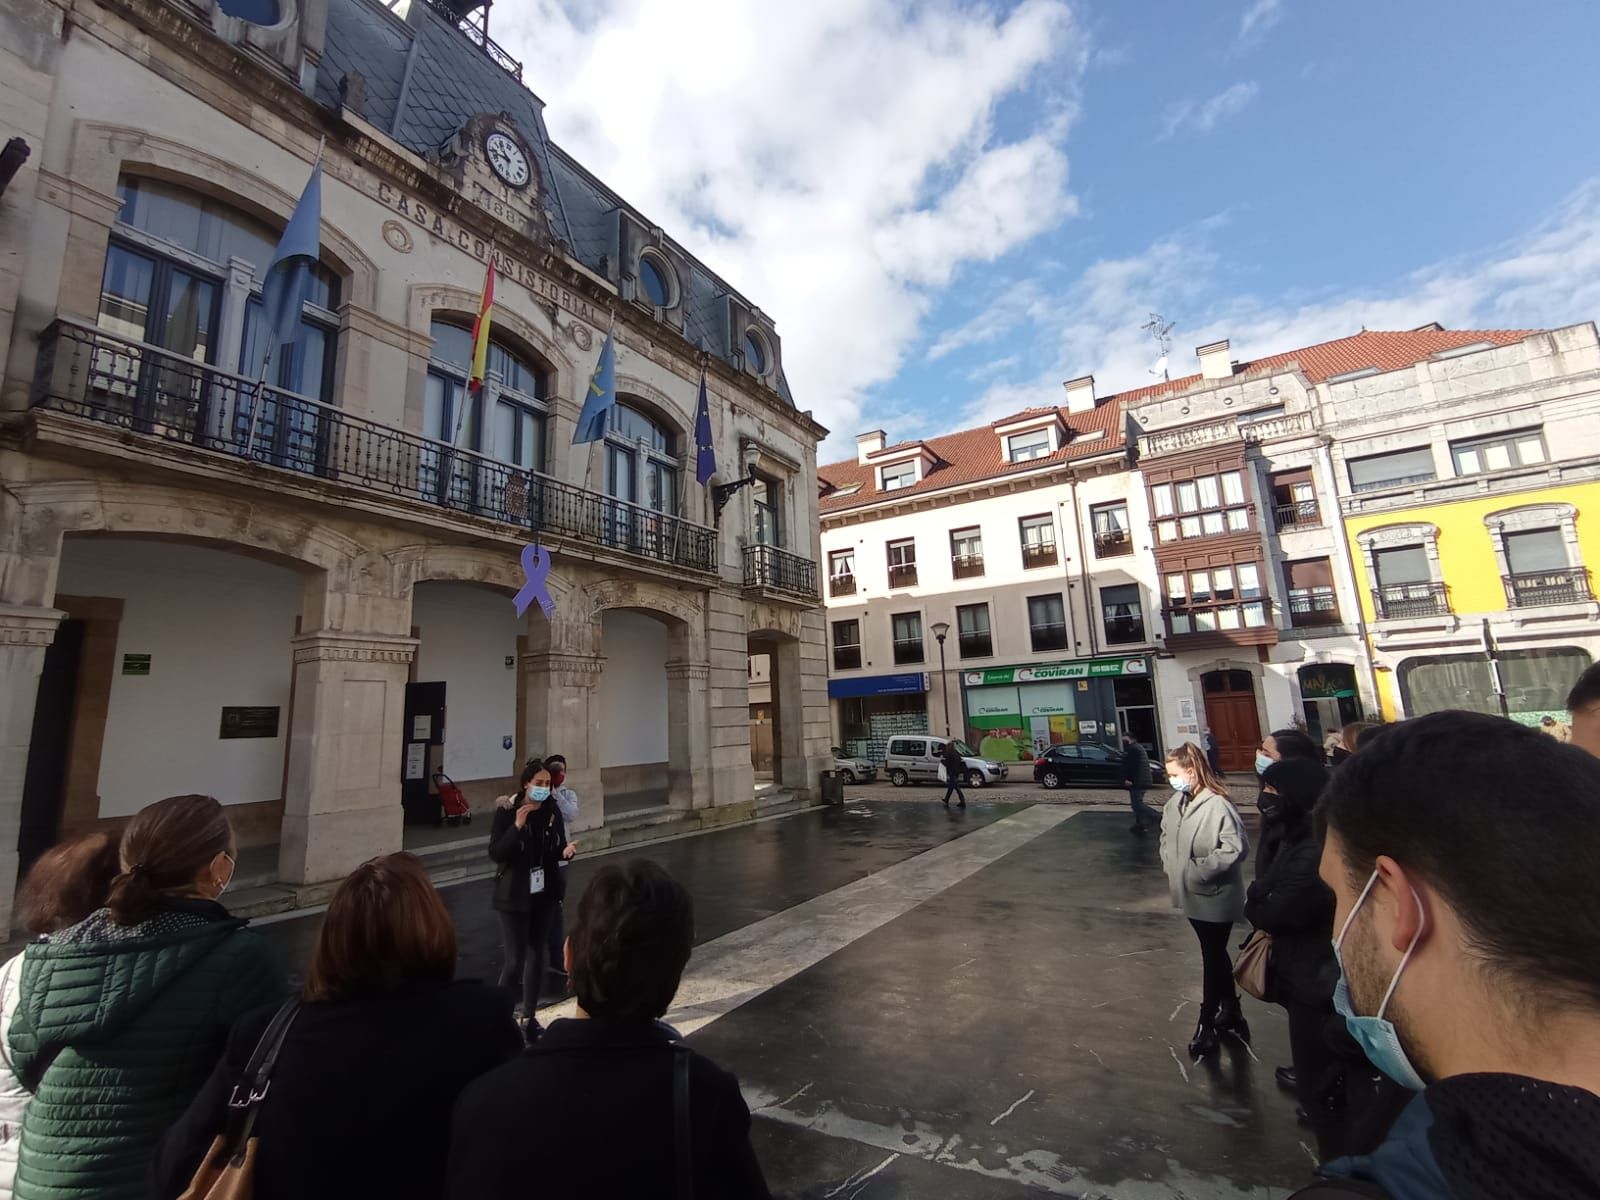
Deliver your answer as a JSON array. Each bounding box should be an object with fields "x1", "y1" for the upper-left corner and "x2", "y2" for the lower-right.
[{"x1": 215, "y1": 852, "x2": 236, "y2": 899}]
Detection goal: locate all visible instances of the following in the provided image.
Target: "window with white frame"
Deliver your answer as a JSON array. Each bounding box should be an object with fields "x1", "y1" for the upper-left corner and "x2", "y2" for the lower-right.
[
  {"x1": 1006, "y1": 428, "x2": 1052, "y2": 463},
  {"x1": 1450, "y1": 429, "x2": 1547, "y2": 477},
  {"x1": 1166, "y1": 563, "x2": 1267, "y2": 634},
  {"x1": 1150, "y1": 470, "x2": 1250, "y2": 543},
  {"x1": 880, "y1": 460, "x2": 917, "y2": 491}
]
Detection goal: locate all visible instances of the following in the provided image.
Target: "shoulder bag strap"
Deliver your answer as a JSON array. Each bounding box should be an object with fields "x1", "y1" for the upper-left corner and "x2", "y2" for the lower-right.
[
  {"x1": 222, "y1": 998, "x2": 300, "y2": 1160},
  {"x1": 674, "y1": 1045, "x2": 693, "y2": 1200}
]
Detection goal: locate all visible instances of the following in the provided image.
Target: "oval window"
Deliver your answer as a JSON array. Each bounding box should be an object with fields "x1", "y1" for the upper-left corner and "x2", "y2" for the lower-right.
[
  {"x1": 639, "y1": 254, "x2": 672, "y2": 308},
  {"x1": 744, "y1": 330, "x2": 767, "y2": 375}
]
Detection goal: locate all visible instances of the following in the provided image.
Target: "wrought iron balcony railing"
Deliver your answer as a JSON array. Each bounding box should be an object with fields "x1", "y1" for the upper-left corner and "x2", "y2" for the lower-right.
[
  {"x1": 743, "y1": 543, "x2": 819, "y2": 599},
  {"x1": 1093, "y1": 529, "x2": 1133, "y2": 557},
  {"x1": 951, "y1": 553, "x2": 985, "y2": 579},
  {"x1": 1274, "y1": 499, "x2": 1321, "y2": 531},
  {"x1": 829, "y1": 572, "x2": 857, "y2": 597},
  {"x1": 892, "y1": 636, "x2": 924, "y2": 665},
  {"x1": 1372, "y1": 582, "x2": 1450, "y2": 619},
  {"x1": 1021, "y1": 541, "x2": 1058, "y2": 569},
  {"x1": 1288, "y1": 591, "x2": 1342, "y2": 627},
  {"x1": 833, "y1": 645, "x2": 862, "y2": 671},
  {"x1": 30, "y1": 318, "x2": 717, "y2": 573},
  {"x1": 888, "y1": 562, "x2": 919, "y2": 589},
  {"x1": 1504, "y1": 569, "x2": 1593, "y2": 608}
]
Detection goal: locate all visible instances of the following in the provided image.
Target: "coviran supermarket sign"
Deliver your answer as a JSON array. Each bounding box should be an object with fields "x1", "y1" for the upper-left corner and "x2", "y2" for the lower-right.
[{"x1": 963, "y1": 657, "x2": 1148, "y2": 687}]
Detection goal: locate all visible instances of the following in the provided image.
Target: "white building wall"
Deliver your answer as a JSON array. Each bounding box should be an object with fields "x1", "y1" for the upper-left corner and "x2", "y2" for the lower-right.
[
  {"x1": 55, "y1": 539, "x2": 302, "y2": 817},
  {"x1": 411, "y1": 582, "x2": 519, "y2": 784},
  {"x1": 599, "y1": 611, "x2": 670, "y2": 767}
]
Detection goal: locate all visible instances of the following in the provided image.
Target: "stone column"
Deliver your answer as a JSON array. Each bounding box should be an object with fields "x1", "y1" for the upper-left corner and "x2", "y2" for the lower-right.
[
  {"x1": 0, "y1": 604, "x2": 66, "y2": 930},
  {"x1": 771, "y1": 637, "x2": 808, "y2": 791},
  {"x1": 278, "y1": 630, "x2": 417, "y2": 886},
  {"x1": 521, "y1": 650, "x2": 604, "y2": 834},
  {"x1": 664, "y1": 659, "x2": 712, "y2": 811}
]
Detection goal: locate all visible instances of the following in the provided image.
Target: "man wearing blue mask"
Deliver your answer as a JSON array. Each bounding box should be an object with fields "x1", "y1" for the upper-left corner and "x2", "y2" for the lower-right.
[{"x1": 1294, "y1": 710, "x2": 1600, "y2": 1199}]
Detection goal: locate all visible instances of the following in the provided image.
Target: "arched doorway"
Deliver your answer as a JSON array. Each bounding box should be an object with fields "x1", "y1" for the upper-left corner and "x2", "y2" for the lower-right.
[{"x1": 1201, "y1": 669, "x2": 1261, "y2": 773}]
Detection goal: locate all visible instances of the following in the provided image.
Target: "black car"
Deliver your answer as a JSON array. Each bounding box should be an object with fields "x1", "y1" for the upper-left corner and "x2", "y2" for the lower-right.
[{"x1": 1033, "y1": 742, "x2": 1170, "y2": 790}]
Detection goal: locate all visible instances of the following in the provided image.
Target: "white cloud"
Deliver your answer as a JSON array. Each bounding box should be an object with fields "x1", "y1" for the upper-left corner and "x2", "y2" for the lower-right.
[
  {"x1": 493, "y1": 0, "x2": 1085, "y2": 452},
  {"x1": 1159, "y1": 82, "x2": 1260, "y2": 140},
  {"x1": 1238, "y1": 0, "x2": 1284, "y2": 44},
  {"x1": 956, "y1": 180, "x2": 1600, "y2": 428}
]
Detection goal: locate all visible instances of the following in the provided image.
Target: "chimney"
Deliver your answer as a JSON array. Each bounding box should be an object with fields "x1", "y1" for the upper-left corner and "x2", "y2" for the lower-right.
[
  {"x1": 856, "y1": 429, "x2": 885, "y2": 464},
  {"x1": 1063, "y1": 375, "x2": 1096, "y2": 414},
  {"x1": 1197, "y1": 339, "x2": 1234, "y2": 380}
]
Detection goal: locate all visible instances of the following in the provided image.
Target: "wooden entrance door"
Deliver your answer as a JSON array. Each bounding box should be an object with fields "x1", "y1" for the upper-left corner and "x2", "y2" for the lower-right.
[{"x1": 1202, "y1": 670, "x2": 1261, "y2": 773}]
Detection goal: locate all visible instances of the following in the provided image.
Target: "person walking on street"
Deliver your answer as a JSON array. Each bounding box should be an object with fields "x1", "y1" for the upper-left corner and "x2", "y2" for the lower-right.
[
  {"x1": 448, "y1": 860, "x2": 771, "y2": 1199},
  {"x1": 1160, "y1": 743, "x2": 1251, "y2": 1060},
  {"x1": 939, "y1": 740, "x2": 967, "y2": 809},
  {"x1": 0, "y1": 833, "x2": 122, "y2": 1200},
  {"x1": 1288, "y1": 710, "x2": 1600, "y2": 1199},
  {"x1": 543, "y1": 754, "x2": 580, "y2": 988},
  {"x1": 152, "y1": 853, "x2": 520, "y2": 1200},
  {"x1": 8, "y1": 795, "x2": 284, "y2": 1200},
  {"x1": 1121, "y1": 733, "x2": 1158, "y2": 833},
  {"x1": 489, "y1": 757, "x2": 575, "y2": 1041},
  {"x1": 1202, "y1": 728, "x2": 1222, "y2": 777}
]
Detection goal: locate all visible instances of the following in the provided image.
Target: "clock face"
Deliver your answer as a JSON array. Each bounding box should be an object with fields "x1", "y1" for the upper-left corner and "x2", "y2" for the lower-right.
[{"x1": 485, "y1": 131, "x2": 531, "y2": 188}]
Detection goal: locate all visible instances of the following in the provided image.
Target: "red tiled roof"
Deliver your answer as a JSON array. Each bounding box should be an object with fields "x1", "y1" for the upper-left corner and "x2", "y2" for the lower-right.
[{"x1": 818, "y1": 327, "x2": 1534, "y2": 515}]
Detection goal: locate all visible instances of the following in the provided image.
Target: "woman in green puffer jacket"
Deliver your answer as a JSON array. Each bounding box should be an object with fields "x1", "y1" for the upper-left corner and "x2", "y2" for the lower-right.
[{"x1": 7, "y1": 794, "x2": 285, "y2": 1200}]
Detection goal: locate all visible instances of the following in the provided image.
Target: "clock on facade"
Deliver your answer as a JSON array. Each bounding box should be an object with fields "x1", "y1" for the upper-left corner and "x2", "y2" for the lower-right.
[{"x1": 485, "y1": 130, "x2": 530, "y2": 188}]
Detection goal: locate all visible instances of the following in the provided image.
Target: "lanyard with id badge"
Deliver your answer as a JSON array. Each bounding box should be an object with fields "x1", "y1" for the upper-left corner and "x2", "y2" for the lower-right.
[{"x1": 529, "y1": 867, "x2": 546, "y2": 895}]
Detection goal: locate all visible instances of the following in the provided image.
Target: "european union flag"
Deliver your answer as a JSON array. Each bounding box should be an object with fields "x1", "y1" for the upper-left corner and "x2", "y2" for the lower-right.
[
  {"x1": 258, "y1": 161, "x2": 322, "y2": 354},
  {"x1": 694, "y1": 371, "x2": 716, "y2": 484},
  {"x1": 573, "y1": 330, "x2": 616, "y2": 444}
]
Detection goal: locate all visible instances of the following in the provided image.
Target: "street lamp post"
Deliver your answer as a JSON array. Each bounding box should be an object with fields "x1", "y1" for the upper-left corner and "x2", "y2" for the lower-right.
[{"x1": 931, "y1": 621, "x2": 952, "y2": 736}]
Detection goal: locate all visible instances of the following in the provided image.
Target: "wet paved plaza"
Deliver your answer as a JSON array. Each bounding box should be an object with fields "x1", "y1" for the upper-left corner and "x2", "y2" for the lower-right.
[{"x1": 260, "y1": 800, "x2": 1312, "y2": 1198}]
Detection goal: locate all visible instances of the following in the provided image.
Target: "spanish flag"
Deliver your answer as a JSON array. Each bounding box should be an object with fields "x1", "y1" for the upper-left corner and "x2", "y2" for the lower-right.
[{"x1": 467, "y1": 255, "x2": 496, "y2": 393}]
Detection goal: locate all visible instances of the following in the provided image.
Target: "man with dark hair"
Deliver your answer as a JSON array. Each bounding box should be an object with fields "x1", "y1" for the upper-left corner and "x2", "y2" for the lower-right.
[
  {"x1": 447, "y1": 860, "x2": 770, "y2": 1199},
  {"x1": 1120, "y1": 732, "x2": 1157, "y2": 834},
  {"x1": 1291, "y1": 710, "x2": 1600, "y2": 1198},
  {"x1": 1567, "y1": 659, "x2": 1600, "y2": 758}
]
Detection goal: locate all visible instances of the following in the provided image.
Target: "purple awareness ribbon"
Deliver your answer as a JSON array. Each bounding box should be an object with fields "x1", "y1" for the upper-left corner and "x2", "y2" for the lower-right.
[{"x1": 514, "y1": 543, "x2": 555, "y2": 619}]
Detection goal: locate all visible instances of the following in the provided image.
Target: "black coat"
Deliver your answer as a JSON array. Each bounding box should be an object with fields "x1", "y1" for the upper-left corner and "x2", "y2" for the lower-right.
[
  {"x1": 489, "y1": 798, "x2": 568, "y2": 913},
  {"x1": 1244, "y1": 820, "x2": 1337, "y2": 1007},
  {"x1": 149, "y1": 981, "x2": 521, "y2": 1200},
  {"x1": 1122, "y1": 741, "x2": 1152, "y2": 787},
  {"x1": 447, "y1": 1018, "x2": 771, "y2": 1200}
]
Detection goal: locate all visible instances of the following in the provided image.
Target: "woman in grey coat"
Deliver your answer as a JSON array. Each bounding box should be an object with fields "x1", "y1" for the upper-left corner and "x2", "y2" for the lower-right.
[{"x1": 1159, "y1": 742, "x2": 1251, "y2": 1060}]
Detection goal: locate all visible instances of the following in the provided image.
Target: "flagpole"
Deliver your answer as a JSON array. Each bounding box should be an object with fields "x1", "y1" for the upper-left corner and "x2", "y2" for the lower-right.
[{"x1": 580, "y1": 307, "x2": 615, "y2": 497}]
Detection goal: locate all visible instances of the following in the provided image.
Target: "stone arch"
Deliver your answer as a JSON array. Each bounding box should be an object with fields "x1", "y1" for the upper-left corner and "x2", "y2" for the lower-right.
[
  {"x1": 615, "y1": 376, "x2": 692, "y2": 445},
  {"x1": 411, "y1": 284, "x2": 574, "y2": 392},
  {"x1": 73, "y1": 124, "x2": 379, "y2": 308}
]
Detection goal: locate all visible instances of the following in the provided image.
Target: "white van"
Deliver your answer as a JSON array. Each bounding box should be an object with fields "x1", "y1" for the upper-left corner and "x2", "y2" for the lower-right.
[{"x1": 884, "y1": 736, "x2": 1008, "y2": 788}]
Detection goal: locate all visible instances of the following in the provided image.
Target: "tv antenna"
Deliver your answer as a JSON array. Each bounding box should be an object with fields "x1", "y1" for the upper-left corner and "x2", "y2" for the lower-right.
[{"x1": 1142, "y1": 312, "x2": 1174, "y2": 381}]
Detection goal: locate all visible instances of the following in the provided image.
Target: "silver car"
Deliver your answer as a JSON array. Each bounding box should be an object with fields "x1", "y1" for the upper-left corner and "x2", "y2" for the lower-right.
[
  {"x1": 883, "y1": 735, "x2": 1008, "y2": 788},
  {"x1": 831, "y1": 747, "x2": 878, "y2": 784}
]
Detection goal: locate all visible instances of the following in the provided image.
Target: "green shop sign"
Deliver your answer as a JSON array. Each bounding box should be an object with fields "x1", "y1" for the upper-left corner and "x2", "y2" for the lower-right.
[{"x1": 963, "y1": 656, "x2": 1149, "y2": 687}]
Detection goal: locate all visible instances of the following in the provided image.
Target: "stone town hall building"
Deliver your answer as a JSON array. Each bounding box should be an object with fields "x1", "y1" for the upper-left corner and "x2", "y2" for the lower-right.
[{"x1": 0, "y1": 0, "x2": 830, "y2": 925}]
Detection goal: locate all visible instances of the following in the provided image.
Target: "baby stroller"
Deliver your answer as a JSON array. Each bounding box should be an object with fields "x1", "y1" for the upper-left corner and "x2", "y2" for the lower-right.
[{"x1": 433, "y1": 770, "x2": 473, "y2": 826}]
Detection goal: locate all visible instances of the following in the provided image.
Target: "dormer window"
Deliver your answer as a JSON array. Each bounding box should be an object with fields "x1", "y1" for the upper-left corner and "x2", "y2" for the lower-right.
[
  {"x1": 638, "y1": 250, "x2": 676, "y2": 308},
  {"x1": 1006, "y1": 428, "x2": 1052, "y2": 463},
  {"x1": 880, "y1": 461, "x2": 916, "y2": 491}
]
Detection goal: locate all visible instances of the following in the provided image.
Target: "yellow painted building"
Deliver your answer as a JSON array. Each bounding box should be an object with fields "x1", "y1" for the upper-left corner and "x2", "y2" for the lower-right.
[{"x1": 1343, "y1": 479, "x2": 1600, "y2": 721}]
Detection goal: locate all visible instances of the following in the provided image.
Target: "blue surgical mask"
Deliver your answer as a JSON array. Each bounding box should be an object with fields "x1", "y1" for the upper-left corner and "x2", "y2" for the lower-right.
[
  {"x1": 1254, "y1": 751, "x2": 1274, "y2": 775},
  {"x1": 528, "y1": 785, "x2": 552, "y2": 802},
  {"x1": 1332, "y1": 870, "x2": 1428, "y2": 1092}
]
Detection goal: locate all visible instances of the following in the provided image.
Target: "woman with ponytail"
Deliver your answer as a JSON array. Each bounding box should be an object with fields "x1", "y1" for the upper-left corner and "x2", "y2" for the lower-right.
[{"x1": 8, "y1": 795, "x2": 283, "y2": 1200}]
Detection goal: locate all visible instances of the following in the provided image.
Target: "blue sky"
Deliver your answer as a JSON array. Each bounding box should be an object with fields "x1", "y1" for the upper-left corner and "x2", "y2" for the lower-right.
[{"x1": 499, "y1": 0, "x2": 1600, "y2": 459}]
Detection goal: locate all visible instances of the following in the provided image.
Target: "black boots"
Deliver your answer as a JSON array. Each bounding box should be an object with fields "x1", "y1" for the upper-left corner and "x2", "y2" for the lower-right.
[
  {"x1": 1188, "y1": 1017, "x2": 1220, "y2": 1059},
  {"x1": 1215, "y1": 995, "x2": 1252, "y2": 1044}
]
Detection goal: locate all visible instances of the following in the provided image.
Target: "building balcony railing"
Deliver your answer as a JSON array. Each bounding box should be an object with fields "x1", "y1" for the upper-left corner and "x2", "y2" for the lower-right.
[
  {"x1": 1372, "y1": 581, "x2": 1450, "y2": 619},
  {"x1": 1093, "y1": 529, "x2": 1133, "y2": 558},
  {"x1": 892, "y1": 637, "x2": 924, "y2": 665},
  {"x1": 951, "y1": 553, "x2": 985, "y2": 579},
  {"x1": 29, "y1": 318, "x2": 718, "y2": 573},
  {"x1": 1504, "y1": 568, "x2": 1593, "y2": 608},
  {"x1": 828, "y1": 572, "x2": 857, "y2": 598},
  {"x1": 1274, "y1": 499, "x2": 1321, "y2": 531},
  {"x1": 888, "y1": 562, "x2": 919, "y2": 589},
  {"x1": 1029, "y1": 623, "x2": 1070, "y2": 653},
  {"x1": 1287, "y1": 592, "x2": 1342, "y2": 627},
  {"x1": 1021, "y1": 541, "x2": 1058, "y2": 569},
  {"x1": 743, "y1": 543, "x2": 819, "y2": 600},
  {"x1": 957, "y1": 633, "x2": 992, "y2": 658},
  {"x1": 833, "y1": 646, "x2": 862, "y2": 671},
  {"x1": 419, "y1": 0, "x2": 524, "y2": 79}
]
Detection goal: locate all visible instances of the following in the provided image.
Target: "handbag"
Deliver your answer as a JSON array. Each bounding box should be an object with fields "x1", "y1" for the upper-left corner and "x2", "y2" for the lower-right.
[
  {"x1": 178, "y1": 998, "x2": 300, "y2": 1200},
  {"x1": 1232, "y1": 929, "x2": 1274, "y2": 1002}
]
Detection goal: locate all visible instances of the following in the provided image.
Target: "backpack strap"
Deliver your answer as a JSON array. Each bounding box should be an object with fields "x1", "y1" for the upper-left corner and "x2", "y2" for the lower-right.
[{"x1": 674, "y1": 1044, "x2": 693, "y2": 1200}]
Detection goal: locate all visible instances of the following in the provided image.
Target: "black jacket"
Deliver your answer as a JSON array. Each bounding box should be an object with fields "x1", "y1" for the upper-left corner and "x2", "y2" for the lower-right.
[
  {"x1": 940, "y1": 743, "x2": 965, "y2": 779},
  {"x1": 447, "y1": 1018, "x2": 771, "y2": 1200},
  {"x1": 489, "y1": 798, "x2": 568, "y2": 913},
  {"x1": 1122, "y1": 741, "x2": 1152, "y2": 787},
  {"x1": 150, "y1": 980, "x2": 521, "y2": 1200},
  {"x1": 1244, "y1": 819, "x2": 1336, "y2": 1006}
]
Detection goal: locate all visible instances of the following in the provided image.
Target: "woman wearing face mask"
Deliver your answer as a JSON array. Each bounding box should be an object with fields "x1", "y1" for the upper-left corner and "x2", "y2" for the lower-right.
[
  {"x1": 1160, "y1": 743, "x2": 1251, "y2": 1060},
  {"x1": 1245, "y1": 758, "x2": 1338, "y2": 1153},
  {"x1": 489, "y1": 758, "x2": 576, "y2": 1041},
  {"x1": 8, "y1": 795, "x2": 284, "y2": 1200}
]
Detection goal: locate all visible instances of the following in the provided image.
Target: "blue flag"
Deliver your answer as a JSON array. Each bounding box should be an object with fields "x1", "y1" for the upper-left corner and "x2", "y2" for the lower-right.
[
  {"x1": 573, "y1": 330, "x2": 616, "y2": 444},
  {"x1": 258, "y1": 161, "x2": 323, "y2": 355},
  {"x1": 694, "y1": 371, "x2": 716, "y2": 484}
]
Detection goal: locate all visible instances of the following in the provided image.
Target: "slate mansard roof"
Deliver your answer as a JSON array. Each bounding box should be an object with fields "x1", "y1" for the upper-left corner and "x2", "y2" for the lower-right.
[{"x1": 315, "y1": 0, "x2": 794, "y2": 405}]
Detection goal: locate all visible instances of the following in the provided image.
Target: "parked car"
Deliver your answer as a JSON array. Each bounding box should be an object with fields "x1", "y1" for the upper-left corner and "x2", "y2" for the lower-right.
[
  {"x1": 1033, "y1": 742, "x2": 1170, "y2": 790},
  {"x1": 884, "y1": 736, "x2": 1008, "y2": 788},
  {"x1": 831, "y1": 747, "x2": 878, "y2": 784}
]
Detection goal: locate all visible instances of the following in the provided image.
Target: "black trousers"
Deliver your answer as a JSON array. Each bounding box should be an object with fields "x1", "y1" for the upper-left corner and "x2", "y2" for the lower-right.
[
  {"x1": 1285, "y1": 1000, "x2": 1340, "y2": 1158},
  {"x1": 499, "y1": 897, "x2": 558, "y2": 1021},
  {"x1": 1188, "y1": 918, "x2": 1236, "y2": 1022}
]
